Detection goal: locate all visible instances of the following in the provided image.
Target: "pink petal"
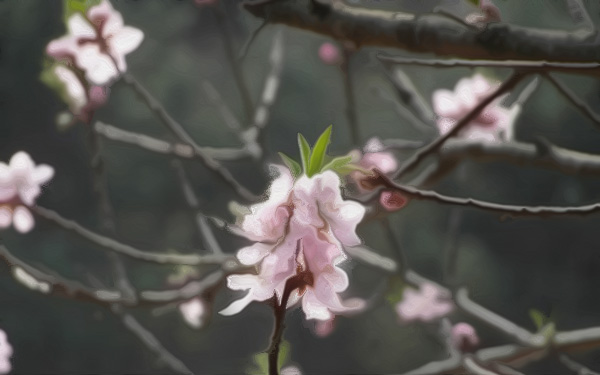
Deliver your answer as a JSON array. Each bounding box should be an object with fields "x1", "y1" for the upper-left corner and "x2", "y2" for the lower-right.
[
  {"x1": 0, "y1": 207, "x2": 12, "y2": 228},
  {"x1": 76, "y1": 44, "x2": 119, "y2": 85},
  {"x1": 318, "y1": 42, "x2": 341, "y2": 65},
  {"x1": 13, "y1": 206, "x2": 34, "y2": 233},
  {"x1": 379, "y1": 190, "x2": 407, "y2": 212},
  {"x1": 87, "y1": 0, "x2": 116, "y2": 26},
  {"x1": 54, "y1": 66, "x2": 87, "y2": 113},
  {"x1": 109, "y1": 26, "x2": 144, "y2": 69},
  {"x1": 67, "y1": 13, "x2": 96, "y2": 39}
]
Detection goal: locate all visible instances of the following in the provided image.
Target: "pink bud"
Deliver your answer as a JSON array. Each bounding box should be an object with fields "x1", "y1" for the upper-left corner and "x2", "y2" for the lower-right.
[
  {"x1": 318, "y1": 42, "x2": 342, "y2": 65},
  {"x1": 379, "y1": 190, "x2": 407, "y2": 212},
  {"x1": 451, "y1": 322, "x2": 479, "y2": 352},
  {"x1": 314, "y1": 317, "x2": 335, "y2": 337}
]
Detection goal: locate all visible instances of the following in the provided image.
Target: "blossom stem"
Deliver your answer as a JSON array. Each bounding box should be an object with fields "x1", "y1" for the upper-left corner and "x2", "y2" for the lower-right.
[{"x1": 268, "y1": 283, "x2": 294, "y2": 375}]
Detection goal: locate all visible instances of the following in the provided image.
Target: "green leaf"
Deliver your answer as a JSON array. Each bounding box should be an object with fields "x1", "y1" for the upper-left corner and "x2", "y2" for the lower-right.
[
  {"x1": 529, "y1": 309, "x2": 546, "y2": 331},
  {"x1": 247, "y1": 340, "x2": 291, "y2": 375},
  {"x1": 466, "y1": 0, "x2": 480, "y2": 6},
  {"x1": 297, "y1": 133, "x2": 311, "y2": 174},
  {"x1": 385, "y1": 275, "x2": 406, "y2": 305},
  {"x1": 63, "y1": 0, "x2": 101, "y2": 23},
  {"x1": 307, "y1": 125, "x2": 332, "y2": 177},
  {"x1": 279, "y1": 152, "x2": 302, "y2": 178},
  {"x1": 321, "y1": 155, "x2": 353, "y2": 174}
]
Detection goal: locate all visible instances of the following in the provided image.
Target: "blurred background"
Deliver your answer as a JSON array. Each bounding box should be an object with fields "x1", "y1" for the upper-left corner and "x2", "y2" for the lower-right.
[{"x1": 2, "y1": 0, "x2": 600, "y2": 373}]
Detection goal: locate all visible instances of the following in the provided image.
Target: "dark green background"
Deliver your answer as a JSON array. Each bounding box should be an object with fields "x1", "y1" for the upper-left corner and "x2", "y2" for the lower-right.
[{"x1": 1, "y1": 0, "x2": 600, "y2": 373}]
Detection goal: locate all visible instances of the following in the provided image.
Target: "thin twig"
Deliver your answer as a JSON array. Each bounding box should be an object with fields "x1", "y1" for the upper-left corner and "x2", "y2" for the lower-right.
[
  {"x1": 384, "y1": 66, "x2": 436, "y2": 125},
  {"x1": 366, "y1": 170, "x2": 600, "y2": 217},
  {"x1": 32, "y1": 205, "x2": 234, "y2": 266},
  {"x1": 238, "y1": 20, "x2": 268, "y2": 60},
  {"x1": 113, "y1": 306, "x2": 194, "y2": 374},
  {"x1": 394, "y1": 72, "x2": 527, "y2": 179},
  {"x1": 544, "y1": 72, "x2": 600, "y2": 129},
  {"x1": 559, "y1": 353, "x2": 600, "y2": 375},
  {"x1": 121, "y1": 74, "x2": 257, "y2": 201},
  {"x1": 377, "y1": 55, "x2": 600, "y2": 73},
  {"x1": 341, "y1": 48, "x2": 360, "y2": 145},
  {"x1": 372, "y1": 86, "x2": 433, "y2": 134},
  {"x1": 214, "y1": 2, "x2": 254, "y2": 119},
  {"x1": 172, "y1": 160, "x2": 224, "y2": 255}
]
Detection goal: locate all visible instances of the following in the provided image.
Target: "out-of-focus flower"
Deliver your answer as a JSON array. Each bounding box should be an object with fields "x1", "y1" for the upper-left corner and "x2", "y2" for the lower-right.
[
  {"x1": 179, "y1": 298, "x2": 206, "y2": 329},
  {"x1": 46, "y1": 0, "x2": 143, "y2": 86},
  {"x1": 314, "y1": 316, "x2": 336, "y2": 337},
  {"x1": 432, "y1": 74, "x2": 517, "y2": 142},
  {"x1": 466, "y1": 0, "x2": 502, "y2": 27},
  {"x1": 0, "y1": 152, "x2": 54, "y2": 233},
  {"x1": 221, "y1": 167, "x2": 365, "y2": 321},
  {"x1": 281, "y1": 365, "x2": 302, "y2": 375},
  {"x1": 318, "y1": 42, "x2": 342, "y2": 65},
  {"x1": 451, "y1": 322, "x2": 480, "y2": 352},
  {"x1": 396, "y1": 282, "x2": 454, "y2": 322},
  {"x1": 0, "y1": 330, "x2": 12, "y2": 374}
]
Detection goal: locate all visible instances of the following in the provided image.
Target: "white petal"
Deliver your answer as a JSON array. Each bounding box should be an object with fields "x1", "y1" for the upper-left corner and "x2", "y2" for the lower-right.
[
  {"x1": 32, "y1": 165, "x2": 54, "y2": 185},
  {"x1": 301, "y1": 290, "x2": 333, "y2": 321},
  {"x1": 67, "y1": 13, "x2": 96, "y2": 39},
  {"x1": 77, "y1": 45, "x2": 119, "y2": 85},
  {"x1": 219, "y1": 293, "x2": 255, "y2": 316},
  {"x1": 13, "y1": 206, "x2": 34, "y2": 233},
  {"x1": 110, "y1": 27, "x2": 144, "y2": 69},
  {"x1": 53, "y1": 66, "x2": 87, "y2": 113},
  {"x1": 237, "y1": 242, "x2": 274, "y2": 265},
  {"x1": 9, "y1": 152, "x2": 34, "y2": 175},
  {"x1": 179, "y1": 299, "x2": 205, "y2": 328}
]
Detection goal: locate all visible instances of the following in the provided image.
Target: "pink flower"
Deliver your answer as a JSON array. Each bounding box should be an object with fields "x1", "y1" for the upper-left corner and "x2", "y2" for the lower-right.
[
  {"x1": 314, "y1": 316, "x2": 335, "y2": 337},
  {"x1": 46, "y1": 0, "x2": 143, "y2": 86},
  {"x1": 350, "y1": 138, "x2": 398, "y2": 189},
  {"x1": 0, "y1": 152, "x2": 54, "y2": 233},
  {"x1": 318, "y1": 42, "x2": 342, "y2": 65},
  {"x1": 451, "y1": 322, "x2": 479, "y2": 352},
  {"x1": 432, "y1": 74, "x2": 516, "y2": 142},
  {"x1": 466, "y1": 0, "x2": 502, "y2": 27},
  {"x1": 221, "y1": 168, "x2": 365, "y2": 321},
  {"x1": 179, "y1": 298, "x2": 206, "y2": 329},
  {"x1": 0, "y1": 330, "x2": 12, "y2": 374},
  {"x1": 396, "y1": 283, "x2": 454, "y2": 322}
]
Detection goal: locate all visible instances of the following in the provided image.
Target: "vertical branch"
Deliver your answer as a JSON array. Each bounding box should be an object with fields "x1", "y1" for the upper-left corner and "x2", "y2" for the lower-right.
[
  {"x1": 87, "y1": 129, "x2": 136, "y2": 302},
  {"x1": 268, "y1": 283, "x2": 294, "y2": 375},
  {"x1": 214, "y1": 3, "x2": 254, "y2": 120},
  {"x1": 341, "y1": 48, "x2": 360, "y2": 146},
  {"x1": 442, "y1": 165, "x2": 466, "y2": 287},
  {"x1": 172, "y1": 160, "x2": 224, "y2": 255}
]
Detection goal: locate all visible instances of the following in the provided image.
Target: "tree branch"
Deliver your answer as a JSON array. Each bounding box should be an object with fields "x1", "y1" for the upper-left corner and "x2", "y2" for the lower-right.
[
  {"x1": 243, "y1": 0, "x2": 600, "y2": 70},
  {"x1": 32, "y1": 205, "x2": 236, "y2": 266},
  {"x1": 121, "y1": 73, "x2": 258, "y2": 201}
]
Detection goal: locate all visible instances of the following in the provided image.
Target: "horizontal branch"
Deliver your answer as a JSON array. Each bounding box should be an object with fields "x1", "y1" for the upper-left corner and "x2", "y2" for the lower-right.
[
  {"x1": 378, "y1": 55, "x2": 600, "y2": 75},
  {"x1": 425, "y1": 138, "x2": 600, "y2": 184},
  {"x1": 32, "y1": 206, "x2": 238, "y2": 266},
  {"x1": 243, "y1": 0, "x2": 600, "y2": 72},
  {"x1": 94, "y1": 122, "x2": 252, "y2": 162},
  {"x1": 365, "y1": 170, "x2": 600, "y2": 217}
]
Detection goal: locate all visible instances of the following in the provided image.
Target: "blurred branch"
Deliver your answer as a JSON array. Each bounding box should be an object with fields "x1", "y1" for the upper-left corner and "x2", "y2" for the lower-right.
[
  {"x1": 344, "y1": 245, "x2": 397, "y2": 273},
  {"x1": 372, "y1": 86, "x2": 433, "y2": 134},
  {"x1": 112, "y1": 306, "x2": 194, "y2": 375},
  {"x1": 377, "y1": 55, "x2": 600, "y2": 75},
  {"x1": 121, "y1": 74, "x2": 258, "y2": 201},
  {"x1": 544, "y1": 73, "x2": 600, "y2": 129},
  {"x1": 559, "y1": 354, "x2": 600, "y2": 375},
  {"x1": 243, "y1": 0, "x2": 600, "y2": 70},
  {"x1": 366, "y1": 170, "x2": 600, "y2": 217},
  {"x1": 394, "y1": 72, "x2": 527, "y2": 180},
  {"x1": 94, "y1": 121, "x2": 252, "y2": 161},
  {"x1": 172, "y1": 160, "x2": 224, "y2": 255},
  {"x1": 214, "y1": 2, "x2": 253, "y2": 119},
  {"x1": 566, "y1": 0, "x2": 595, "y2": 37},
  {"x1": 32, "y1": 206, "x2": 236, "y2": 266},
  {"x1": 384, "y1": 67, "x2": 436, "y2": 126},
  {"x1": 419, "y1": 138, "x2": 600, "y2": 187},
  {"x1": 341, "y1": 49, "x2": 360, "y2": 145}
]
